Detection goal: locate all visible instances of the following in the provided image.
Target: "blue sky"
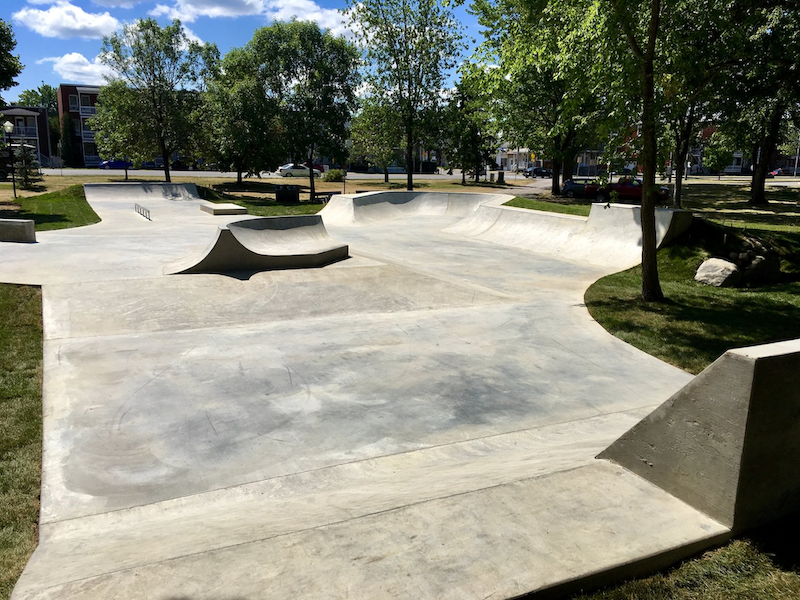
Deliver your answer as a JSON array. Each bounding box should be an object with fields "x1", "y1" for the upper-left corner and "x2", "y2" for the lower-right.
[{"x1": 5, "y1": 0, "x2": 483, "y2": 102}]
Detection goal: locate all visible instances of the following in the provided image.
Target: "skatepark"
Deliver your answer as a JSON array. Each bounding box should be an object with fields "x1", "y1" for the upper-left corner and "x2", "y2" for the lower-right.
[{"x1": 3, "y1": 183, "x2": 799, "y2": 599}]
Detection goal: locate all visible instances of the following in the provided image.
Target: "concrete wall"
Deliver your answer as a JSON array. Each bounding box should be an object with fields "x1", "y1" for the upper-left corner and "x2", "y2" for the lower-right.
[
  {"x1": 0, "y1": 219, "x2": 36, "y2": 243},
  {"x1": 600, "y1": 338, "x2": 800, "y2": 532}
]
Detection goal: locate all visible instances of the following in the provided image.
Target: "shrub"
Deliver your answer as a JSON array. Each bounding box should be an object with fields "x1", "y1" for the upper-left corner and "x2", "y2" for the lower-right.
[{"x1": 323, "y1": 169, "x2": 345, "y2": 182}]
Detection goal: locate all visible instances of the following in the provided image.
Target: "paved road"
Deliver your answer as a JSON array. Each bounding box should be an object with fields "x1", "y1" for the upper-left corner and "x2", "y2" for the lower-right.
[{"x1": 40, "y1": 167, "x2": 542, "y2": 184}]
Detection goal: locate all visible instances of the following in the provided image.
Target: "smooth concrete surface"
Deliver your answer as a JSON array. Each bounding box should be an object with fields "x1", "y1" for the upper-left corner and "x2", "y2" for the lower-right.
[
  {"x1": 2, "y1": 185, "x2": 720, "y2": 599},
  {"x1": 444, "y1": 201, "x2": 693, "y2": 269},
  {"x1": 199, "y1": 201, "x2": 248, "y2": 215},
  {"x1": 0, "y1": 218, "x2": 36, "y2": 243},
  {"x1": 601, "y1": 338, "x2": 800, "y2": 532},
  {"x1": 164, "y1": 215, "x2": 349, "y2": 275}
]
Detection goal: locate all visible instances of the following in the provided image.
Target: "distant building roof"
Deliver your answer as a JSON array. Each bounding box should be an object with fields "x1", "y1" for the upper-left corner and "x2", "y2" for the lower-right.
[{"x1": 1, "y1": 107, "x2": 41, "y2": 117}]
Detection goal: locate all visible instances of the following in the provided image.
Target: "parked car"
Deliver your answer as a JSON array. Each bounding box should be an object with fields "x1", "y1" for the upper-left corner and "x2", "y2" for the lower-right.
[
  {"x1": 594, "y1": 177, "x2": 670, "y2": 204},
  {"x1": 302, "y1": 161, "x2": 326, "y2": 173},
  {"x1": 560, "y1": 179, "x2": 593, "y2": 198},
  {"x1": 278, "y1": 163, "x2": 321, "y2": 177},
  {"x1": 523, "y1": 166, "x2": 552, "y2": 178},
  {"x1": 100, "y1": 159, "x2": 133, "y2": 170}
]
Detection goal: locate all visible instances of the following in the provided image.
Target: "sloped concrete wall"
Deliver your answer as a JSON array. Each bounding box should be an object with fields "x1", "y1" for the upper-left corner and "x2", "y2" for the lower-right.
[{"x1": 600, "y1": 338, "x2": 800, "y2": 531}]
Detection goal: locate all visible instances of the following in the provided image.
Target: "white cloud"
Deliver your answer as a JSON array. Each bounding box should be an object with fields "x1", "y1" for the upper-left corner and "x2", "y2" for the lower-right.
[
  {"x1": 13, "y1": 2, "x2": 121, "y2": 39},
  {"x1": 266, "y1": 0, "x2": 351, "y2": 37},
  {"x1": 149, "y1": 0, "x2": 267, "y2": 23},
  {"x1": 38, "y1": 53, "x2": 115, "y2": 84},
  {"x1": 91, "y1": 0, "x2": 142, "y2": 7},
  {"x1": 148, "y1": 0, "x2": 352, "y2": 37}
]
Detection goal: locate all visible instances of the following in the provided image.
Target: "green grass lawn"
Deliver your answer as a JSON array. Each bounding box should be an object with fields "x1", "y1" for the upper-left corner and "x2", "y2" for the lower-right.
[
  {"x1": 0, "y1": 185, "x2": 100, "y2": 231},
  {"x1": 505, "y1": 196, "x2": 592, "y2": 216},
  {"x1": 0, "y1": 285, "x2": 42, "y2": 600}
]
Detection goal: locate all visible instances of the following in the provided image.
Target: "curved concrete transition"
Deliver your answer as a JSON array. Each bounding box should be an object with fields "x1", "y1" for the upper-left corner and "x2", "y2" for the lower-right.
[
  {"x1": 164, "y1": 215, "x2": 349, "y2": 275},
  {"x1": 320, "y1": 190, "x2": 513, "y2": 224},
  {"x1": 322, "y1": 191, "x2": 692, "y2": 268},
  {"x1": 2, "y1": 184, "x2": 750, "y2": 600}
]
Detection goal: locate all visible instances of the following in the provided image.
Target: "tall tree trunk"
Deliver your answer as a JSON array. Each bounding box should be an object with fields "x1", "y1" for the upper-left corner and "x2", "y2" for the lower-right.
[
  {"x1": 308, "y1": 145, "x2": 316, "y2": 201},
  {"x1": 237, "y1": 170, "x2": 243, "y2": 184},
  {"x1": 384, "y1": 168, "x2": 389, "y2": 183},
  {"x1": 639, "y1": 0, "x2": 664, "y2": 302},
  {"x1": 672, "y1": 102, "x2": 695, "y2": 209},
  {"x1": 405, "y1": 116, "x2": 414, "y2": 191},
  {"x1": 461, "y1": 169, "x2": 466, "y2": 185},
  {"x1": 750, "y1": 101, "x2": 784, "y2": 206},
  {"x1": 562, "y1": 157, "x2": 573, "y2": 183},
  {"x1": 551, "y1": 160, "x2": 561, "y2": 195},
  {"x1": 160, "y1": 139, "x2": 171, "y2": 183}
]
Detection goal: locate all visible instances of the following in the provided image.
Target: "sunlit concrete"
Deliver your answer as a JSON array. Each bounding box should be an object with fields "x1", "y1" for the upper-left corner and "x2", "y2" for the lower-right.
[{"x1": 2, "y1": 184, "x2": 719, "y2": 600}]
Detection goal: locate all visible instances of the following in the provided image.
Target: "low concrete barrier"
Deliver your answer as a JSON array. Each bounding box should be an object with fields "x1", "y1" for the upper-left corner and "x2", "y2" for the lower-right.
[
  {"x1": 0, "y1": 219, "x2": 36, "y2": 243},
  {"x1": 600, "y1": 338, "x2": 800, "y2": 532}
]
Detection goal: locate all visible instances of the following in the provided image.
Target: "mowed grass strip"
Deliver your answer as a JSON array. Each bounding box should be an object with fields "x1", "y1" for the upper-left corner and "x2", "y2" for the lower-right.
[
  {"x1": 0, "y1": 185, "x2": 100, "y2": 231},
  {"x1": 505, "y1": 196, "x2": 592, "y2": 216},
  {"x1": 572, "y1": 530, "x2": 800, "y2": 599},
  {"x1": 0, "y1": 285, "x2": 42, "y2": 600}
]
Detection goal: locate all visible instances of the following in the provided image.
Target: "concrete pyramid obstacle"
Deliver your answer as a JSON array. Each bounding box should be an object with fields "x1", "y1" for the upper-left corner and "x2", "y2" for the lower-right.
[
  {"x1": 164, "y1": 215, "x2": 349, "y2": 275},
  {"x1": 600, "y1": 338, "x2": 800, "y2": 531}
]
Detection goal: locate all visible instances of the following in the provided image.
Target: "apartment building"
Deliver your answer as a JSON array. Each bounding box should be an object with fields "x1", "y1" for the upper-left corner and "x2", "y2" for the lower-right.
[
  {"x1": 57, "y1": 84, "x2": 101, "y2": 167},
  {"x1": 0, "y1": 105, "x2": 52, "y2": 166}
]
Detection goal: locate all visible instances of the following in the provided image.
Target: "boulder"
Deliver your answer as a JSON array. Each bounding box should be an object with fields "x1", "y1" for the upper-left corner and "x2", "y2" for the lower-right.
[
  {"x1": 742, "y1": 255, "x2": 782, "y2": 285},
  {"x1": 695, "y1": 258, "x2": 741, "y2": 287}
]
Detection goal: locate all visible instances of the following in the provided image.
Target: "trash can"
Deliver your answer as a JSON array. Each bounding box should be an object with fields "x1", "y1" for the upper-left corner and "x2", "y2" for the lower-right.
[{"x1": 275, "y1": 184, "x2": 300, "y2": 203}]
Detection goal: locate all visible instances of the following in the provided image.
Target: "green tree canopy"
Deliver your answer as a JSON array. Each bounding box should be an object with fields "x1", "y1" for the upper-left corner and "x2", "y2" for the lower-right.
[
  {"x1": 349, "y1": 98, "x2": 403, "y2": 183},
  {"x1": 95, "y1": 18, "x2": 216, "y2": 182},
  {"x1": 244, "y1": 20, "x2": 361, "y2": 196},
  {"x1": 0, "y1": 19, "x2": 22, "y2": 107},
  {"x1": 347, "y1": 0, "x2": 464, "y2": 190}
]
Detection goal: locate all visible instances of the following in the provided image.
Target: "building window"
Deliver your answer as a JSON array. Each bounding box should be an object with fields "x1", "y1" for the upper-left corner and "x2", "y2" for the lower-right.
[
  {"x1": 72, "y1": 121, "x2": 81, "y2": 136},
  {"x1": 69, "y1": 95, "x2": 79, "y2": 111},
  {"x1": 83, "y1": 142, "x2": 98, "y2": 157}
]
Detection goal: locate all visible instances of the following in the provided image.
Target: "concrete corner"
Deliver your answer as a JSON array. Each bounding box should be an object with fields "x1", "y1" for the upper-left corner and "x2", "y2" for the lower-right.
[{"x1": 600, "y1": 338, "x2": 800, "y2": 531}]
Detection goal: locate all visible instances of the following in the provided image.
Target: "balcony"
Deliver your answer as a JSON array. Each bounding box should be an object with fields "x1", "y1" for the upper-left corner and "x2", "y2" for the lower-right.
[
  {"x1": 80, "y1": 106, "x2": 97, "y2": 116},
  {"x1": 10, "y1": 126, "x2": 37, "y2": 138},
  {"x1": 82, "y1": 130, "x2": 96, "y2": 142},
  {"x1": 84, "y1": 155, "x2": 102, "y2": 167}
]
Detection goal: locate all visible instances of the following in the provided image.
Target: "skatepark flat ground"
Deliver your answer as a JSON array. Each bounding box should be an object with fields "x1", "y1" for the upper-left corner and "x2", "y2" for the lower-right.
[{"x1": 2, "y1": 185, "x2": 729, "y2": 599}]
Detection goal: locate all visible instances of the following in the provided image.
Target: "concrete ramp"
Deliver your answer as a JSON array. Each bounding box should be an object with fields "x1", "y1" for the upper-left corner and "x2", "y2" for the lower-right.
[
  {"x1": 445, "y1": 202, "x2": 693, "y2": 268},
  {"x1": 164, "y1": 215, "x2": 349, "y2": 275},
  {"x1": 320, "y1": 191, "x2": 512, "y2": 225},
  {"x1": 601, "y1": 338, "x2": 800, "y2": 532},
  {"x1": 84, "y1": 182, "x2": 201, "y2": 204}
]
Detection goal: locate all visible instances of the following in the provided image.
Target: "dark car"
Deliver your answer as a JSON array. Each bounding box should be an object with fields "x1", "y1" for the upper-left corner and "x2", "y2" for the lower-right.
[
  {"x1": 560, "y1": 179, "x2": 588, "y2": 198},
  {"x1": 100, "y1": 159, "x2": 133, "y2": 170},
  {"x1": 524, "y1": 166, "x2": 552, "y2": 178},
  {"x1": 594, "y1": 177, "x2": 670, "y2": 204}
]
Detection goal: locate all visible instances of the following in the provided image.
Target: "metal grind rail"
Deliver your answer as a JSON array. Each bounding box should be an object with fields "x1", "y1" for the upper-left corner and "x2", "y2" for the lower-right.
[{"x1": 135, "y1": 203, "x2": 151, "y2": 221}]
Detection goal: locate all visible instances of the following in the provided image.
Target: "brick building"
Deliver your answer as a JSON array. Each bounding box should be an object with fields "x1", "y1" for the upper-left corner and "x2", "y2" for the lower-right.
[{"x1": 57, "y1": 84, "x2": 101, "y2": 167}]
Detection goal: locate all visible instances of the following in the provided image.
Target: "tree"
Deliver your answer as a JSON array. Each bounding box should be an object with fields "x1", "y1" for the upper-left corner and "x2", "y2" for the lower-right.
[
  {"x1": 347, "y1": 0, "x2": 464, "y2": 190},
  {"x1": 245, "y1": 21, "x2": 360, "y2": 198},
  {"x1": 201, "y1": 77, "x2": 285, "y2": 184},
  {"x1": 96, "y1": 18, "x2": 215, "y2": 182},
  {"x1": 702, "y1": 130, "x2": 735, "y2": 179},
  {"x1": 0, "y1": 19, "x2": 22, "y2": 106},
  {"x1": 349, "y1": 98, "x2": 402, "y2": 183},
  {"x1": 59, "y1": 113, "x2": 81, "y2": 167},
  {"x1": 473, "y1": 0, "x2": 602, "y2": 195},
  {"x1": 90, "y1": 80, "x2": 144, "y2": 180},
  {"x1": 14, "y1": 144, "x2": 43, "y2": 190},
  {"x1": 443, "y1": 70, "x2": 497, "y2": 184},
  {"x1": 16, "y1": 83, "x2": 61, "y2": 158}
]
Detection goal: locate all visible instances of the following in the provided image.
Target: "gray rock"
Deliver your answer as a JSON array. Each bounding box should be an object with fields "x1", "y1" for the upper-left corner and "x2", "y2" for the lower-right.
[
  {"x1": 695, "y1": 258, "x2": 742, "y2": 287},
  {"x1": 742, "y1": 254, "x2": 782, "y2": 284}
]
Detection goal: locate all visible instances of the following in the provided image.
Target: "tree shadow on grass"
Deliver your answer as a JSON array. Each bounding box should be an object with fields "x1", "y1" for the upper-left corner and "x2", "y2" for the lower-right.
[{"x1": 0, "y1": 208, "x2": 70, "y2": 227}]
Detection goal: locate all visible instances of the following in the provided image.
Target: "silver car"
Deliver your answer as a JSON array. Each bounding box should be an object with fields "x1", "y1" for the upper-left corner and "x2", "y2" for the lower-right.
[{"x1": 278, "y1": 163, "x2": 322, "y2": 178}]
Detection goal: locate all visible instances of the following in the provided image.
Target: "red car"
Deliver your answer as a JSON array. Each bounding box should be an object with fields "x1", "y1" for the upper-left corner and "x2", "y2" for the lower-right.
[{"x1": 593, "y1": 177, "x2": 670, "y2": 204}]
